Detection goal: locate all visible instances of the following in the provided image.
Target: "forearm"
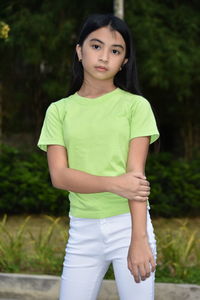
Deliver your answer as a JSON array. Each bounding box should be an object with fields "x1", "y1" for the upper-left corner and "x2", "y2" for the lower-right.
[
  {"x1": 50, "y1": 167, "x2": 116, "y2": 193},
  {"x1": 47, "y1": 144, "x2": 149, "y2": 198},
  {"x1": 126, "y1": 138, "x2": 156, "y2": 282},
  {"x1": 128, "y1": 200, "x2": 147, "y2": 240},
  {"x1": 128, "y1": 168, "x2": 147, "y2": 239},
  {"x1": 126, "y1": 137, "x2": 150, "y2": 239}
]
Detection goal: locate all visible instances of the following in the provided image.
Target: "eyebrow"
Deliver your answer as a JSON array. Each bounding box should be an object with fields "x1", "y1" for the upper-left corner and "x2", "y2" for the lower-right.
[{"x1": 89, "y1": 38, "x2": 125, "y2": 50}]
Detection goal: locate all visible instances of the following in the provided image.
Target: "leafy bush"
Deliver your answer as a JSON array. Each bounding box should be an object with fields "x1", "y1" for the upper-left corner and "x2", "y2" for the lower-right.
[
  {"x1": 0, "y1": 144, "x2": 69, "y2": 215},
  {"x1": 0, "y1": 144, "x2": 199, "y2": 217},
  {"x1": 146, "y1": 152, "x2": 200, "y2": 217}
]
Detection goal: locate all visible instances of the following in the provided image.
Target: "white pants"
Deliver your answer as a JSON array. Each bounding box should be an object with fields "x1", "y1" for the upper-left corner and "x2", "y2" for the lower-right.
[{"x1": 59, "y1": 210, "x2": 157, "y2": 300}]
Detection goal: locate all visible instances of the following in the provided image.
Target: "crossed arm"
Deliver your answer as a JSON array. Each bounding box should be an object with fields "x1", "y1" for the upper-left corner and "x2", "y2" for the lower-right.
[
  {"x1": 47, "y1": 145, "x2": 150, "y2": 201},
  {"x1": 47, "y1": 137, "x2": 155, "y2": 283}
]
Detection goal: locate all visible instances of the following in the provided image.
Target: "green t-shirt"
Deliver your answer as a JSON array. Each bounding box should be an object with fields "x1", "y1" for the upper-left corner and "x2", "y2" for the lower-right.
[{"x1": 37, "y1": 88, "x2": 159, "y2": 218}]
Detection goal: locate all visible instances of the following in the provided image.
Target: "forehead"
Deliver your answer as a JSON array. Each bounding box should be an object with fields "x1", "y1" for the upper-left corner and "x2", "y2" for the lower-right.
[{"x1": 84, "y1": 26, "x2": 126, "y2": 46}]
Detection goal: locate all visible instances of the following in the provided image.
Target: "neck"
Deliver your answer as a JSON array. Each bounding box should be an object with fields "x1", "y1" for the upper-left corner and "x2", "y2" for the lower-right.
[{"x1": 78, "y1": 77, "x2": 116, "y2": 98}]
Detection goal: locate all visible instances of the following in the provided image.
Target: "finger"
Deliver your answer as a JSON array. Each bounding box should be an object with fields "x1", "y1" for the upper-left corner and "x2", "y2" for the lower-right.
[
  {"x1": 138, "y1": 184, "x2": 150, "y2": 191},
  {"x1": 138, "y1": 264, "x2": 147, "y2": 281},
  {"x1": 138, "y1": 191, "x2": 150, "y2": 197},
  {"x1": 144, "y1": 186, "x2": 151, "y2": 192},
  {"x1": 127, "y1": 260, "x2": 135, "y2": 278},
  {"x1": 139, "y1": 186, "x2": 150, "y2": 192},
  {"x1": 140, "y1": 179, "x2": 150, "y2": 186},
  {"x1": 150, "y1": 256, "x2": 156, "y2": 273},
  {"x1": 144, "y1": 261, "x2": 151, "y2": 278},
  {"x1": 127, "y1": 259, "x2": 132, "y2": 273},
  {"x1": 132, "y1": 265, "x2": 140, "y2": 283}
]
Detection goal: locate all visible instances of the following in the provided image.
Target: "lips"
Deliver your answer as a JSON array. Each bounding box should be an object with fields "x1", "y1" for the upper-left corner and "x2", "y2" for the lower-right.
[{"x1": 95, "y1": 66, "x2": 108, "y2": 71}]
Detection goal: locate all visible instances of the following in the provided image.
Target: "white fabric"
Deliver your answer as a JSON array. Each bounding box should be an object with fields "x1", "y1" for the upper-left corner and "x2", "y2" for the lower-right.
[{"x1": 59, "y1": 210, "x2": 157, "y2": 300}]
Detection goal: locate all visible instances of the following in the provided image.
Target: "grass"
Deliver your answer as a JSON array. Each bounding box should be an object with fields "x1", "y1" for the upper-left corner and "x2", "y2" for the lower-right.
[
  {"x1": 0, "y1": 214, "x2": 67, "y2": 274},
  {"x1": 0, "y1": 214, "x2": 199, "y2": 284},
  {"x1": 154, "y1": 218, "x2": 200, "y2": 284}
]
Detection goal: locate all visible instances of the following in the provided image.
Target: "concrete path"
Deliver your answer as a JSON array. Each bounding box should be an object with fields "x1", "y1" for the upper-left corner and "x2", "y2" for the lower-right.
[{"x1": 0, "y1": 273, "x2": 200, "y2": 300}]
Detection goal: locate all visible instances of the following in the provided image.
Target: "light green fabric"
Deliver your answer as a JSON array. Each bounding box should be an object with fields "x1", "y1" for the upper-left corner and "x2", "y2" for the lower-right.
[{"x1": 37, "y1": 88, "x2": 159, "y2": 218}]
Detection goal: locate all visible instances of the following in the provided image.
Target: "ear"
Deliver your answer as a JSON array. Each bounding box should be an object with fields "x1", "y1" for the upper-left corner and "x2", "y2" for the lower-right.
[
  {"x1": 76, "y1": 44, "x2": 82, "y2": 61},
  {"x1": 123, "y1": 58, "x2": 128, "y2": 66}
]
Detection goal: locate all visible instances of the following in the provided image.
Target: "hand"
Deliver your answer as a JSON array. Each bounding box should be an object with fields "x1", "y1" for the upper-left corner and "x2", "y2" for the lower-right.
[
  {"x1": 127, "y1": 237, "x2": 156, "y2": 283},
  {"x1": 113, "y1": 172, "x2": 150, "y2": 201}
]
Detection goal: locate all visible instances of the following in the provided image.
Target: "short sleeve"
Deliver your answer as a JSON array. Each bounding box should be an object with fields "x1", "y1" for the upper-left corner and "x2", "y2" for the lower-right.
[
  {"x1": 37, "y1": 103, "x2": 65, "y2": 151},
  {"x1": 130, "y1": 97, "x2": 160, "y2": 144}
]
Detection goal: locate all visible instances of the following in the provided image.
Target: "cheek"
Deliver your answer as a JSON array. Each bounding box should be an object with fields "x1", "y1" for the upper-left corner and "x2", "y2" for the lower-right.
[
  {"x1": 82, "y1": 50, "x2": 96, "y2": 64},
  {"x1": 112, "y1": 58, "x2": 124, "y2": 69}
]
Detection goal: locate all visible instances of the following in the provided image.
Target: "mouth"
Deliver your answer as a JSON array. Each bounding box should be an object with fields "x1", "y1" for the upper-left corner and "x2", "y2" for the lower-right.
[{"x1": 95, "y1": 66, "x2": 108, "y2": 72}]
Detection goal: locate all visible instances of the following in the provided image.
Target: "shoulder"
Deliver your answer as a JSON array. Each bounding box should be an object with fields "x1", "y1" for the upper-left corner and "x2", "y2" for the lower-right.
[
  {"x1": 117, "y1": 89, "x2": 151, "y2": 109},
  {"x1": 50, "y1": 94, "x2": 75, "y2": 110},
  {"x1": 45, "y1": 94, "x2": 75, "y2": 119}
]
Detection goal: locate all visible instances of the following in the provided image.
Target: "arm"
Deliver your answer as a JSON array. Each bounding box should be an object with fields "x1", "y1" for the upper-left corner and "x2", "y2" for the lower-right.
[
  {"x1": 47, "y1": 145, "x2": 113, "y2": 193},
  {"x1": 47, "y1": 145, "x2": 149, "y2": 199},
  {"x1": 126, "y1": 137, "x2": 156, "y2": 283}
]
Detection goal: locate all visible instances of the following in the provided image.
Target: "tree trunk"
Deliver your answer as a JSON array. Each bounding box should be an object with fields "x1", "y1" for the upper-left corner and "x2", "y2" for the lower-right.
[
  {"x1": 181, "y1": 120, "x2": 200, "y2": 160},
  {"x1": 113, "y1": 0, "x2": 124, "y2": 19}
]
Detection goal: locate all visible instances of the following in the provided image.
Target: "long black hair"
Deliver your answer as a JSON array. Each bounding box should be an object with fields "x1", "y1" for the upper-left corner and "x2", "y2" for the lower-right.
[{"x1": 67, "y1": 13, "x2": 142, "y2": 96}]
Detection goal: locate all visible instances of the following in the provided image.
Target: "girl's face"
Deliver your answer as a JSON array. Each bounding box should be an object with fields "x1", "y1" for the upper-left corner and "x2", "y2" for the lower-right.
[{"x1": 76, "y1": 26, "x2": 128, "y2": 83}]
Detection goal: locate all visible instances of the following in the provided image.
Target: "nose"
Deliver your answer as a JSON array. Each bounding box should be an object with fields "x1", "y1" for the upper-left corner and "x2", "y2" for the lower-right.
[{"x1": 99, "y1": 49, "x2": 109, "y2": 63}]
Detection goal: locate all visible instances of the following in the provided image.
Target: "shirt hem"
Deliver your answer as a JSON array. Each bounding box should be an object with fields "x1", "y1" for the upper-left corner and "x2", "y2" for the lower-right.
[{"x1": 69, "y1": 208, "x2": 131, "y2": 219}]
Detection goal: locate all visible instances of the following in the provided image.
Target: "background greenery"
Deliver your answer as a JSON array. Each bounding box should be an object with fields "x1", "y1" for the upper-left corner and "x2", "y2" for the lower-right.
[
  {"x1": 1, "y1": 214, "x2": 200, "y2": 284},
  {"x1": 0, "y1": 0, "x2": 199, "y2": 217},
  {"x1": 0, "y1": 0, "x2": 199, "y2": 159},
  {"x1": 0, "y1": 0, "x2": 199, "y2": 285},
  {"x1": 0, "y1": 144, "x2": 68, "y2": 215},
  {"x1": 0, "y1": 144, "x2": 199, "y2": 217}
]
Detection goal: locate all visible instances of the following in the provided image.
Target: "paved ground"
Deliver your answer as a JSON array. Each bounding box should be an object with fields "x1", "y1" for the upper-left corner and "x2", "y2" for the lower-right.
[{"x1": 0, "y1": 273, "x2": 200, "y2": 300}]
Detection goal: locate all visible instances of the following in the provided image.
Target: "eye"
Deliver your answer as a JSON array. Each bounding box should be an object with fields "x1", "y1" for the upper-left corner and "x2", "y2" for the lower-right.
[
  {"x1": 112, "y1": 49, "x2": 120, "y2": 55},
  {"x1": 91, "y1": 44, "x2": 101, "y2": 50}
]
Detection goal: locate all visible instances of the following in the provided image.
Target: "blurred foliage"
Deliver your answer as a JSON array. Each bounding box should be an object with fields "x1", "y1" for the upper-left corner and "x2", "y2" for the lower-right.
[
  {"x1": 0, "y1": 144, "x2": 199, "y2": 217},
  {"x1": 0, "y1": 214, "x2": 200, "y2": 284},
  {"x1": 146, "y1": 152, "x2": 200, "y2": 217},
  {"x1": 156, "y1": 219, "x2": 199, "y2": 279},
  {"x1": 0, "y1": 0, "x2": 113, "y2": 137},
  {"x1": 0, "y1": 21, "x2": 10, "y2": 39},
  {"x1": 126, "y1": 0, "x2": 200, "y2": 98},
  {"x1": 125, "y1": 0, "x2": 200, "y2": 158},
  {"x1": 0, "y1": 214, "x2": 30, "y2": 272},
  {"x1": 0, "y1": 0, "x2": 199, "y2": 157},
  {"x1": 0, "y1": 214, "x2": 66, "y2": 274},
  {"x1": 0, "y1": 144, "x2": 69, "y2": 215}
]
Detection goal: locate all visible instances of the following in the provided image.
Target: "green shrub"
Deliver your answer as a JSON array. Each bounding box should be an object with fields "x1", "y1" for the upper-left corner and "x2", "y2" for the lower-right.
[
  {"x1": 0, "y1": 144, "x2": 69, "y2": 215},
  {"x1": 146, "y1": 152, "x2": 200, "y2": 217},
  {"x1": 0, "y1": 144, "x2": 199, "y2": 217}
]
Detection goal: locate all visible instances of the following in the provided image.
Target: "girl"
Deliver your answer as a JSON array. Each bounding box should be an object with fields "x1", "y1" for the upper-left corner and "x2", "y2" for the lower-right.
[{"x1": 38, "y1": 13, "x2": 159, "y2": 300}]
